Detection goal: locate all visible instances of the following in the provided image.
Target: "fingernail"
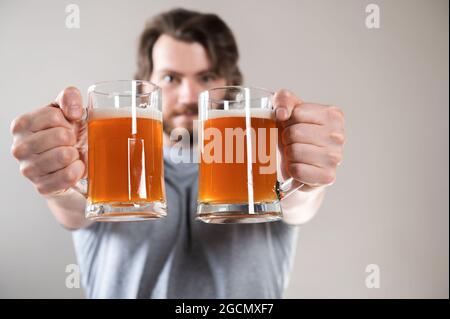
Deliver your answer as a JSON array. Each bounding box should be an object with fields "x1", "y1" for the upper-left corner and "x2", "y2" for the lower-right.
[{"x1": 277, "y1": 108, "x2": 287, "y2": 120}]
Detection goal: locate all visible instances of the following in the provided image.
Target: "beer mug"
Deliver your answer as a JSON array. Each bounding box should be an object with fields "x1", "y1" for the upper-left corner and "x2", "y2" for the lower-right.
[
  {"x1": 74, "y1": 80, "x2": 166, "y2": 221},
  {"x1": 196, "y1": 86, "x2": 303, "y2": 224}
]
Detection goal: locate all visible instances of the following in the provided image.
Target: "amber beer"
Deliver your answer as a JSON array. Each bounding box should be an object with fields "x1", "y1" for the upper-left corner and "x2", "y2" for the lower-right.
[
  {"x1": 87, "y1": 107, "x2": 165, "y2": 212},
  {"x1": 198, "y1": 109, "x2": 278, "y2": 204}
]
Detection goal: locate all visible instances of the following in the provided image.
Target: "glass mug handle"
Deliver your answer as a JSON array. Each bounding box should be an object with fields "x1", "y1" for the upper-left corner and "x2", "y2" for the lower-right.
[
  {"x1": 275, "y1": 138, "x2": 304, "y2": 200},
  {"x1": 71, "y1": 107, "x2": 88, "y2": 198},
  {"x1": 72, "y1": 178, "x2": 88, "y2": 198},
  {"x1": 277, "y1": 177, "x2": 304, "y2": 200}
]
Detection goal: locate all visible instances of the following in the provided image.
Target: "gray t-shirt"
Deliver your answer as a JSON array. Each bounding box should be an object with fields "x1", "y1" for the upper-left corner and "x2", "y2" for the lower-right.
[{"x1": 72, "y1": 148, "x2": 299, "y2": 298}]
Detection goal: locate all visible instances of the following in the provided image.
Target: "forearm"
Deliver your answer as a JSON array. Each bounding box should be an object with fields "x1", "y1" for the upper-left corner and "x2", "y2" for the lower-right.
[
  {"x1": 280, "y1": 186, "x2": 326, "y2": 225},
  {"x1": 45, "y1": 189, "x2": 93, "y2": 230}
]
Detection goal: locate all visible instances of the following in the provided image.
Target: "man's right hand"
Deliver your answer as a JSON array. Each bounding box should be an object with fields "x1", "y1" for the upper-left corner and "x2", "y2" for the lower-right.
[{"x1": 10, "y1": 87, "x2": 86, "y2": 197}]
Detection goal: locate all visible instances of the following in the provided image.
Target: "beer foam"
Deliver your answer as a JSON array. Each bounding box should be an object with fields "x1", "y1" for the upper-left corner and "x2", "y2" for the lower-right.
[
  {"x1": 89, "y1": 107, "x2": 162, "y2": 122},
  {"x1": 206, "y1": 108, "x2": 275, "y2": 120}
]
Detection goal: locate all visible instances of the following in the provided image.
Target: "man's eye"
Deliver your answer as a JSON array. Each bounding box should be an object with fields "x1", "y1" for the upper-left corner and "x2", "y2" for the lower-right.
[
  {"x1": 200, "y1": 74, "x2": 216, "y2": 83},
  {"x1": 163, "y1": 75, "x2": 175, "y2": 83}
]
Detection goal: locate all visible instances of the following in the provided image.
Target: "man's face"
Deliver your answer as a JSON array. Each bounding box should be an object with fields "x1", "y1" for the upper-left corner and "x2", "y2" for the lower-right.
[{"x1": 149, "y1": 34, "x2": 227, "y2": 137}]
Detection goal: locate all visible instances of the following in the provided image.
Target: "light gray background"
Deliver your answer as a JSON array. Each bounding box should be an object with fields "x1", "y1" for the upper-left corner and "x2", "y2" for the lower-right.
[{"x1": 0, "y1": 0, "x2": 448, "y2": 298}]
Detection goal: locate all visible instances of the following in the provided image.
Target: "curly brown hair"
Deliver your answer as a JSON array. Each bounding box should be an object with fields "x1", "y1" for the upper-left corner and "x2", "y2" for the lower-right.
[{"x1": 134, "y1": 8, "x2": 243, "y2": 85}]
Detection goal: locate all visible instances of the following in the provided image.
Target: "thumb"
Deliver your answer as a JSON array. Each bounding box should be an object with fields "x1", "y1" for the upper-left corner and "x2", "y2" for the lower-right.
[
  {"x1": 273, "y1": 89, "x2": 303, "y2": 122},
  {"x1": 55, "y1": 86, "x2": 84, "y2": 122}
]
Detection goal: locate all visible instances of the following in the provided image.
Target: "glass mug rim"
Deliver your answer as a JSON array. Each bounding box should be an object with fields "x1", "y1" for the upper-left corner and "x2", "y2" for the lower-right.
[
  {"x1": 87, "y1": 79, "x2": 160, "y2": 98},
  {"x1": 202, "y1": 85, "x2": 275, "y2": 104}
]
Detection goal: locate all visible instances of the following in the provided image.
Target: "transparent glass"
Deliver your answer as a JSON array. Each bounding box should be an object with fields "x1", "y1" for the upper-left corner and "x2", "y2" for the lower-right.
[
  {"x1": 196, "y1": 86, "x2": 303, "y2": 224},
  {"x1": 74, "y1": 80, "x2": 167, "y2": 221}
]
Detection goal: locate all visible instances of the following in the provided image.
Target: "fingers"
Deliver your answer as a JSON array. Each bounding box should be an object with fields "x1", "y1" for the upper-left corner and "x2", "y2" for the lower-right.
[
  {"x1": 286, "y1": 162, "x2": 336, "y2": 186},
  {"x1": 10, "y1": 106, "x2": 72, "y2": 138},
  {"x1": 19, "y1": 146, "x2": 80, "y2": 181},
  {"x1": 273, "y1": 93, "x2": 345, "y2": 189},
  {"x1": 10, "y1": 86, "x2": 85, "y2": 197},
  {"x1": 273, "y1": 89, "x2": 302, "y2": 121},
  {"x1": 11, "y1": 127, "x2": 77, "y2": 159},
  {"x1": 282, "y1": 103, "x2": 345, "y2": 127},
  {"x1": 55, "y1": 86, "x2": 84, "y2": 121},
  {"x1": 282, "y1": 123, "x2": 327, "y2": 147},
  {"x1": 34, "y1": 160, "x2": 85, "y2": 196},
  {"x1": 284, "y1": 143, "x2": 343, "y2": 169},
  {"x1": 282, "y1": 122, "x2": 346, "y2": 146},
  {"x1": 29, "y1": 106, "x2": 73, "y2": 132},
  {"x1": 10, "y1": 114, "x2": 31, "y2": 137},
  {"x1": 10, "y1": 86, "x2": 84, "y2": 137}
]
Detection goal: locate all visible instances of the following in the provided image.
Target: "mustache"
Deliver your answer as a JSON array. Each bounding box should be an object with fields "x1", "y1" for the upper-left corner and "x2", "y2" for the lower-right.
[{"x1": 172, "y1": 104, "x2": 198, "y2": 117}]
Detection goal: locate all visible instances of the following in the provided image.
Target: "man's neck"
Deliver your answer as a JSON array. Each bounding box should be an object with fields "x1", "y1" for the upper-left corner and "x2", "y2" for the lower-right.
[{"x1": 163, "y1": 132, "x2": 200, "y2": 164}]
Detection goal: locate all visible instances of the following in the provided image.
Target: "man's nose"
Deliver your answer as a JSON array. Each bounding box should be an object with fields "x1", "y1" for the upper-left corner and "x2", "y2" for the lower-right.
[{"x1": 178, "y1": 80, "x2": 200, "y2": 105}]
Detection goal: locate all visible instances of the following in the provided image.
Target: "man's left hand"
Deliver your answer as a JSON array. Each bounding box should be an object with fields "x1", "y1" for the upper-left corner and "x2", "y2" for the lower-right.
[{"x1": 274, "y1": 89, "x2": 345, "y2": 191}]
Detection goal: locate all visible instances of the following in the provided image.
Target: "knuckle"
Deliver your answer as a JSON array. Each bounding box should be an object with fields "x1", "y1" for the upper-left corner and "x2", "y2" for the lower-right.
[
  {"x1": 327, "y1": 106, "x2": 344, "y2": 122},
  {"x1": 330, "y1": 132, "x2": 346, "y2": 145},
  {"x1": 10, "y1": 144, "x2": 19, "y2": 159},
  {"x1": 334, "y1": 106, "x2": 344, "y2": 118},
  {"x1": 20, "y1": 163, "x2": 35, "y2": 178},
  {"x1": 322, "y1": 169, "x2": 336, "y2": 185},
  {"x1": 57, "y1": 128, "x2": 75, "y2": 145},
  {"x1": 63, "y1": 167, "x2": 79, "y2": 185},
  {"x1": 11, "y1": 142, "x2": 27, "y2": 159},
  {"x1": 58, "y1": 147, "x2": 76, "y2": 165},
  {"x1": 49, "y1": 109, "x2": 64, "y2": 125},
  {"x1": 36, "y1": 184, "x2": 52, "y2": 196},
  {"x1": 10, "y1": 116, "x2": 29, "y2": 134},
  {"x1": 327, "y1": 151, "x2": 343, "y2": 167}
]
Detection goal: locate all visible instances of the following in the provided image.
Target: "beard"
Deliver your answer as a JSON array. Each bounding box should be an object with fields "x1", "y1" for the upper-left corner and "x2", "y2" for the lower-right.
[{"x1": 163, "y1": 103, "x2": 198, "y2": 146}]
